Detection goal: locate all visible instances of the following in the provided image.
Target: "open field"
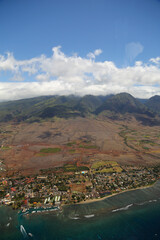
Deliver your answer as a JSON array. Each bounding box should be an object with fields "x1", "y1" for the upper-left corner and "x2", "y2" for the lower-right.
[
  {"x1": 1, "y1": 117, "x2": 160, "y2": 175},
  {"x1": 40, "y1": 147, "x2": 61, "y2": 153},
  {"x1": 91, "y1": 160, "x2": 122, "y2": 173}
]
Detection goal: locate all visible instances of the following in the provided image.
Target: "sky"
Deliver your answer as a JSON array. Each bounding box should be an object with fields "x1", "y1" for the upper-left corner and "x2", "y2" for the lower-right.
[{"x1": 0, "y1": 0, "x2": 160, "y2": 101}]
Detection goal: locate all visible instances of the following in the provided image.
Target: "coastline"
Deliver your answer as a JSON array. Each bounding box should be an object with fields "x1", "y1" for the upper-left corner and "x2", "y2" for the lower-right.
[
  {"x1": 73, "y1": 182, "x2": 156, "y2": 206},
  {"x1": 19, "y1": 184, "x2": 154, "y2": 215},
  {"x1": 1, "y1": 181, "x2": 160, "y2": 240},
  {"x1": 2, "y1": 183, "x2": 156, "y2": 214}
]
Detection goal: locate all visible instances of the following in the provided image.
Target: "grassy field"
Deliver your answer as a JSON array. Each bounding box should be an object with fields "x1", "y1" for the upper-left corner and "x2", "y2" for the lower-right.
[
  {"x1": 66, "y1": 141, "x2": 76, "y2": 146},
  {"x1": 69, "y1": 149, "x2": 76, "y2": 153},
  {"x1": 118, "y1": 124, "x2": 160, "y2": 154},
  {"x1": 79, "y1": 144, "x2": 98, "y2": 149},
  {"x1": 91, "y1": 160, "x2": 122, "y2": 173},
  {"x1": 91, "y1": 160, "x2": 118, "y2": 169},
  {"x1": 40, "y1": 148, "x2": 61, "y2": 153},
  {"x1": 1, "y1": 146, "x2": 11, "y2": 150},
  {"x1": 62, "y1": 164, "x2": 89, "y2": 172}
]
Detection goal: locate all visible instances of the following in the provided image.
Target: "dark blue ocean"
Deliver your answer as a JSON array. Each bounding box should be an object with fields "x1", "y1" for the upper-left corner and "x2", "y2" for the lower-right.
[{"x1": 1, "y1": 181, "x2": 160, "y2": 240}]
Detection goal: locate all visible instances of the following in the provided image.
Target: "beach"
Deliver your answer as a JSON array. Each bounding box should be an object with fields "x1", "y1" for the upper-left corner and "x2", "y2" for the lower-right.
[
  {"x1": 68, "y1": 182, "x2": 156, "y2": 206},
  {"x1": 1, "y1": 180, "x2": 160, "y2": 240}
]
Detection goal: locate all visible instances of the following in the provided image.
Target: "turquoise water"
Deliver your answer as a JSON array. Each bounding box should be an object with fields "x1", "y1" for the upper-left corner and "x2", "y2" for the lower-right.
[{"x1": 1, "y1": 182, "x2": 160, "y2": 240}]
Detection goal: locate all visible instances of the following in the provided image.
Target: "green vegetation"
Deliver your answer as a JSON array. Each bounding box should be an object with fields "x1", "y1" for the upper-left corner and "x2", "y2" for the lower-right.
[
  {"x1": 0, "y1": 95, "x2": 103, "y2": 122},
  {"x1": 146, "y1": 95, "x2": 160, "y2": 113},
  {"x1": 62, "y1": 164, "x2": 89, "y2": 172},
  {"x1": 40, "y1": 148, "x2": 61, "y2": 153},
  {"x1": 140, "y1": 140, "x2": 155, "y2": 144},
  {"x1": 119, "y1": 126, "x2": 139, "y2": 151},
  {"x1": 92, "y1": 161, "x2": 118, "y2": 169},
  {"x1": 66, "y1": 141, "x2": 76, "y2": 146},
  {"x1": 91, "y1": 160, "x2": 122, "y2": 173},
  {"x1": 95, "y1": 92, "x2": 150, "y2": 116},
  {"x1": 143, "y1": 146, "x2": 149, "y2": 150},
  {"x1": 100, "y1": 168, "x2": 115, "y2": 173},
  {"x1": 113, "y1": 166, "x2": 123, "y2": 172},
  {"x1": 1, "y1": 146, "x2": 11, "y2": 150},
  {"x1": 69, "y1": 149, "x2": 76, "y2": 153},
  {"x1": 79, "y1": 144, "x2": 97, "y2": 149},
  {"x1": 0, "y1": 93, "x2": 158, "y2": 124},
  {"x1": 57, "y1": 184, "x2": 69, "y2": 191},
  {"x1": 153, "y1": 165, "x2": 160, "y2": 173}
]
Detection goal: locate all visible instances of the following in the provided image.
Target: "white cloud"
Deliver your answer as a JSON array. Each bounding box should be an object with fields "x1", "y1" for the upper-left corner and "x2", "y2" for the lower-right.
[
  {"x1": 0, "y1": 46, "x2": 160, "y2": 101},
  {"x1": 150, "y1": 57, "x2": 160, "y2": 65},
  {"x1": 0, "y1": 52, "x2": 17, "y2": 71},
  {"x1": 94, "y1": 49, "x2": 102, "y2": 56},
  {"x1": 87, "y1": 48, "x2": 102, "y2": 59},
  {"x1": 36, "y1": 74, "x2": 50, "y2": 81}
]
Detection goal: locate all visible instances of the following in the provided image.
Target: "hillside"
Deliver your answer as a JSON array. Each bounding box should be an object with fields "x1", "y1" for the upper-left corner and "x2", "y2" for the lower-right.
[
  {"x1": 0, "y1": 94, "x2": 107, "y2": 122},
  {"x1": 0, "y1": 93, "x2": 160, "y2": 175},
  {"x1": 95, "y1": 93, "x2": 148, "y2": 114},
  {"x1": 0, "y1": 93, "x2": 159, "y2": 126},
  {"x1": 145, "y1": 95, "x2": 160, "y2": 114}
]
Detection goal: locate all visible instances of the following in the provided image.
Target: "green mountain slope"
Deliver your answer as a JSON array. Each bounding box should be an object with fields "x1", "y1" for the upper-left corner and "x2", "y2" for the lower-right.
[
  {"x1": 145, "y1": 95, "x2": 160, "y2": 114},
  {"x1": 95, "y1": 93, "x2": 152, "y2": 115},
  {"x1": 0, "y1": 93, "x2": 159, "y2": 125}
]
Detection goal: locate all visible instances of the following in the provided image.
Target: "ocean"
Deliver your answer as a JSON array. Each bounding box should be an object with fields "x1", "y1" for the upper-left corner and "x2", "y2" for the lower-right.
[{"x1": 1, "y1": 181, "x2": 160, "y2": 240}]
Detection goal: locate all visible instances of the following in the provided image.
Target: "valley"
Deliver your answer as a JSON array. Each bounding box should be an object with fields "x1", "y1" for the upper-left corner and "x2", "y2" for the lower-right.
[{"x1": 1, "y1": 116, "x2": 160, "y2": 177}]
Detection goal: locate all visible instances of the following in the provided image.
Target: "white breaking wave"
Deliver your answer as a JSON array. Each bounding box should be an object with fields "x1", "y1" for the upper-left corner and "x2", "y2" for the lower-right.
[
  {"x1": 28, "y1": 233, "x2": 34, "y2": 237},
  {"x1": 149, "y1": 199, "x2": 157, "y2": 203},
  {"x1": 69, "y1": 216, "x2": 80, "y2": 220},
  {"x1": 20, "y1": 225, "x2": 28, "y2": 238},
  {"x1": 136, "y1": 199, "x2": 158, "y2": 206},
  {"x1": 136, "y1": 201, "x2": 147, "y2": 206},
  {"x1": 112, "y1": 204, "x2": 133, "y2": 213},
  {"x1": 84, "y1": 214, "x2": 95, "y2": 218}
]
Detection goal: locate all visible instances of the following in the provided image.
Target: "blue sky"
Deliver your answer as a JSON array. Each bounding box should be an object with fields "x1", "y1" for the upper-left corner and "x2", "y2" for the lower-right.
[{"x1": 0, "y1": 0, "x2": 160, "y2": 100}]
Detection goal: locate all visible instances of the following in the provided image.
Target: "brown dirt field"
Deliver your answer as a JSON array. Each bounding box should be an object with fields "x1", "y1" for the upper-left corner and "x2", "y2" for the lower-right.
[
  {"x1": 1, "y1": 117, "x2": 160, "y2": 176},
  {"x1": 69, "y1": 183, "x2": 86, "y2": 193}
]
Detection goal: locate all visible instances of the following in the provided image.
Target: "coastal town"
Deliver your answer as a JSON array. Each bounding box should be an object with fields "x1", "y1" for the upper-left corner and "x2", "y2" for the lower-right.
[
  {"x1": 1, "y1": 120, "x2": 160, "y2": 214},
  {"x1": 0, "y1": 161, "x2": 159, "y2": 212}
]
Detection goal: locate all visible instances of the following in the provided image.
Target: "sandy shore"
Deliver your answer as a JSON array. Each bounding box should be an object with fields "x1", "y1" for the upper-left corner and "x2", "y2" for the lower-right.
[{"x1": 75, "y1": 183, "x2": 156, "y2": 206}]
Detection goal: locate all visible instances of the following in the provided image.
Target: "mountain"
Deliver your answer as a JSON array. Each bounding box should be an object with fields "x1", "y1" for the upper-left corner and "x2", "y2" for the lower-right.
[
  {"x1": 95, "y1": 93, "x2": 152, "y2": 115},
  {"x1": 0, "y1": 95, "x2": 81, "y2": 122},
  {"x1": 0, "y1": 95, "x2": 107, "y2": 122},
  {"x1": 0, "y1": 93, "x2": 159, "y2": 125},
  {"x1": 145, "y1": 95, "x2": 160, "y2": 114},
  {"x1": 73, "y1": 95, "x2": 105, "y2": 114}
]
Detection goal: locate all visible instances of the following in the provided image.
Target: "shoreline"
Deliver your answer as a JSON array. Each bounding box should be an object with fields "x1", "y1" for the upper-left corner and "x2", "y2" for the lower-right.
[
  {"x1": 73, "y1": 182, "x2": 156, "y2": 206},
  {"x1": 1, "y1": 183, "x2": 157, "y2": 214}
]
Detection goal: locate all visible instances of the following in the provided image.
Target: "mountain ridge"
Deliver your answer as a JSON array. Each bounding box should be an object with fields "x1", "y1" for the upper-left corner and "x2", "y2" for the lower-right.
[{"x1": 0, "y1": 93, "x2": 159, "y2": 125}]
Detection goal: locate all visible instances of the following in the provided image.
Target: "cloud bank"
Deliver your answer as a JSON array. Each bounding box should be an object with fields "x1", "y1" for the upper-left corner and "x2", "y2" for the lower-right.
[{"x1": 0, "y1": 46, "x2": 160, "y2": 101}]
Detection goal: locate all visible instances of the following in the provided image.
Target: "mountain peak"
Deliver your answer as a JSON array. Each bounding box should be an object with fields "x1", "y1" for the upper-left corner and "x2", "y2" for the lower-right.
[{"x1": 95, "y1": 92, "x2": 148, "y2": 115}]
